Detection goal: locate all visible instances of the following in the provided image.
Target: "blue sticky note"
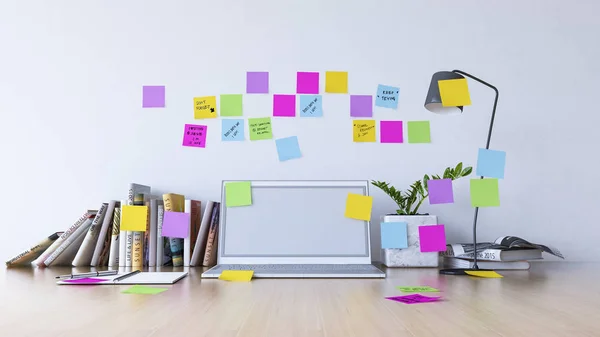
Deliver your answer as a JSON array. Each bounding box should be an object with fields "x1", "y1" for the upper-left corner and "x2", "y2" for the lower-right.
[
  {"x1": 381, "y1": 222, "x2": 408, "y2": 249},
  {"x1": 375, "y1": 84, "x2": 399, "y2": 109},
  {"x1": 299, "y1": 95, "x2": 323, "y2": 117},
  {"x1": 476, "y1": 148, "x2": 506, "y2": 178},
  {"x1": 275, "y1": 136, "x2": 302, "y2": 161},
  {"x1": 221, "y1": 119, "x2": 245, "y2": 141}
]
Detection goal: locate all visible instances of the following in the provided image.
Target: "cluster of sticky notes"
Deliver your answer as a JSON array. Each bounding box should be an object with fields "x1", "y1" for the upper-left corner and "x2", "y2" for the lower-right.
[
  {"x1": 470, "y1": 148, "x2": 506, "y2": 207},
  {"x1": 161, "y1": 211, "x2": 191, "y2": 238},
  {"x1": 438, "y1": 78, "x2": 471, "y2": 107},
  {"x1": 385, "y1": 294, "x2": 441, "y2": 304},
  {"x1": 225, "y1": 181, "x2": 252, "y2": 207},
  {"x1": 120, "y1": 205, "x2": 148, "y2": 231},
  {"x1": 122, "y1": 285, "x2": 169, "y2": 295},
  {"x1": 219, "y1": 270, "x2": 254, "y2": 282},
  {"x1": 379, "y1": 222, "x2": 447, "y2": 252},
  {"x1": 351, "y1": 120, "x2": 430, "y2": 143},
  {"x1": 344, "y1": 193, "x2": 373, "y2": 221}
]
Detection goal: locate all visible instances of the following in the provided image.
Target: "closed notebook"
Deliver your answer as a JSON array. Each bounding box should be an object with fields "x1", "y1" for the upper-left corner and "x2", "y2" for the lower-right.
[{"x1": 57, "y1": 271, "x2": 188, "y2": 285}]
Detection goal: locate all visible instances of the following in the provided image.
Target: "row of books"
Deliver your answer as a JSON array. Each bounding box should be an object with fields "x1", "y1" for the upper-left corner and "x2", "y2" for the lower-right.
[
  {"x1": 5, "y1": 183, "x2": 221, "y2": 268},
  {"x1": 441, "y1": 235, "x2": 564, "y2": 270}
]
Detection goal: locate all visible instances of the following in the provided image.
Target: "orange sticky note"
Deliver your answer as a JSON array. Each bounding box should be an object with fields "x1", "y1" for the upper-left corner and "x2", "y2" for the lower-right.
[
  {"x1": 344, "y1": 193, "x2": 373, "y2": 221},
  {"x1": 120, "y1": 205, "x2": 148, "y2": 231},
  {"x1": 465, "y1": 271, "x2": 503, "y2": 278},
  {"x1": 438, "y1": 78, "x2": 471, "y2": 107}
]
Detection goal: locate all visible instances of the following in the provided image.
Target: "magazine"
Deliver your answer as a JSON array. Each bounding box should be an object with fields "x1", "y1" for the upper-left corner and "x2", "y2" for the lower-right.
[{"x1": 443, "y1": 236, "x2": 564, "y2": 260}]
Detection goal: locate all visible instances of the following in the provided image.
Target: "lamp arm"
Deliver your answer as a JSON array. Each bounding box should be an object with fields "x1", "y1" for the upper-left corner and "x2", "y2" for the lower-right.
[{"x1": 452, "y1": 69, "x2": 500, "y2": 270}]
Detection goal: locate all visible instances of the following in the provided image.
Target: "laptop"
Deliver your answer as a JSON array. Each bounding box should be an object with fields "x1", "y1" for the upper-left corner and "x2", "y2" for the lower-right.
[{"x1": 201, "y1": 180, "x2": 385, "y2": 278}]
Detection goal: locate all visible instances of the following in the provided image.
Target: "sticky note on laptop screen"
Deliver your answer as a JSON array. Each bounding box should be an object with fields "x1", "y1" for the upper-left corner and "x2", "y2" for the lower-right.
[
  {"x1": 344, "y1": 193, "x2": 373, "y2": 221},
  {"x1": 225, "y1": 181, "x2": 252, "y2": 207}
]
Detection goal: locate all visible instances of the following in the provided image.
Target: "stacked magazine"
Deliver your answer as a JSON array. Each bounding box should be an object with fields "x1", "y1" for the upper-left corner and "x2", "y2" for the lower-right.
[{"x1": 441, "y1": 236, "x2": 564, "y2": 270}]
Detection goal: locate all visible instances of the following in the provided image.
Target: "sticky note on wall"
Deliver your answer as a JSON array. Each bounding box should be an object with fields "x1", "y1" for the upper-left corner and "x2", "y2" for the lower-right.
[
  {"x1": 273, "y1": 94, "x2": 296, "y2": 117},
  {"x1": 375, "y1": 85, "x2": 399, "y2": 109},
  {"x1": 275, "y1": 136, "x2": 302, "y2": 161},
  {"x1": 350, "y1": 95, "x2": 373, "y2": 117},
  {"x1": 248, "y1": 117, "x2": 273, "y2": 140},
  {"x1": 142, "y1": 85, "x2": 165, "y2": 108},
  {"x1": 194, "y1": 96, "x2": 217, "y2": 119},
  {"x1": 121, "y1": 205, "x2": 148, "y2": 231},
  {"x1": 427, "y1": 179, "x2": 454, "y2": 204},
  {"x1": 476, "y1": 148, "x2": 506, "y2": 179},
  {"x1": 297, "y1": 72, "x2": 319, "y2": 94},
  {"x1": 325, "y1": 71, "x2": 348, "y2": 93},
  {"x1": 470, "y1": 178, "x2": 500, "y2": 207},
  {"x1": 407, "y1": 121, "x2": 431, "y2": 143},
  {"x1": 221, "y1": 119, "x2": 244, "y2": 141},
  {"x1": 220, "y1": 94, "x2": 243, "y2": 117},
  {"x1": 182, "y1": 124, "x2": 207, "y2": 148},
  {"x1": 418, "y1": 225, "x2": 446, "y2": 252},
  {"x1": 225, "y1": 181, "x2": 252, "y2": 207},
  {"x1": 246, "y1": 71, "x2": 269, "y2": 93},
  {"x1": 353, "y1": 120, "x2": 376, "y2": 142},
  {"x1": 299, "y1": 95, "x2": 323, "y2": 117},
  {"x1": 380, "y1": 121, "x2": 403, "y2": 143}
]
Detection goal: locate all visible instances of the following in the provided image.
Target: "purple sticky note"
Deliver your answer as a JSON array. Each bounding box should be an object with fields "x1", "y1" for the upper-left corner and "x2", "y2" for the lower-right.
[
  {"x1": 350, "y1": 95, "x2": 373, "y2": 117},
  {"x1": 246, "y1": 71, "x2": 269, "y2": 94},
  {"x1": 380, "y1": 121, "x2": 403, "y2": 143},
  {"x1": 142, "y1": 86, "x2": 165, "y2": 108},
  {"x1": 418, "y1": 225, "x2": 447, "y2": 252},
  {"x1": 297, "y1": 72, "x2": 319, "y2": 94},
  {"x1": 161, "y1": 211, "x2": 191, "y2": 238},
  {"x1": 428, "y1": 179, "x2": 454, "y2": 204},
  {"x1": 182, "y1": 124, "x2": 207, "y2": 148},
  {"x1": 385, "y1": 294, "x2": 441, "y2": 304},
  {"x1": 63, "y1": 277, "x2": 108, "y2": 284},
  {"x1": 273, "y1": 94, "x2": 296, "y2": 117}
]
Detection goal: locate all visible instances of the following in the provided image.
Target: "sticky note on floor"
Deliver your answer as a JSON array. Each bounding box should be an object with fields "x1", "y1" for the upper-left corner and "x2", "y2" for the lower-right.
[
  {"x1": 344, "y1": 193, "x2": 373, "y2": 221},
  {"x1": 465, "y1": 271, "x2": 503, "y2": 278},
  {"x1": 299, "y1": 95, "x2": 323, "y2": 117},
  {"x1": 220, "y1": 94, "x2": 243, "y2": 117},
  {"x1": 353, "y1": 120, "x2": 376, "y2": 142},
  {"x1": 225, "y1": 181, "x2": 252, "y2": 207},
  {"x1": 182, "y1": 124, "x2": 207, "y2": 148},
  {"x1": 476, "y1": 148, "x2": 506, "y2": 179},
  {"x1": 350, "y1": 95, "x2": 373, "y2": 117},
  {"x1": 375, "y1": 84, "x2": 399, "y2": 109},
  {"x1": 397, "y1": 286, "x2": 440, "y2": 293},
  {"x1": 427, "y1": 178, "x2": 454, "y2": 204},
  {"x1": 273, "y1": 94, "x2": 296, "y2": 117},
  {"x1": 221, "y1": 119, "x2": 244, "y2": 141},
  {"x1": 122, "y1": 285, "x2": 169, "y2": 295},
  {"x1": 297, "y1": 72, "x2": 319, "y2": 94},
  {"x1": 380, "y1": 222, "x2": 408, "y2": 249},
  {"x1": 161, "y1": 211, "x2": 190, "y2": 238},
  {"x1": 142, "y1": 85, "x2": 165, "y2": 108},
  {"x1": 438, "y1": 78, "x2": 471, "y2": 107},
  {"x1": 385, "y1": 294, "x2": 441, "y2": 304},
  {"x1": 194, "y1": 96, "x2": 217, "y2": 119},
  {"x1": 246, "y1": 71, "x2": 269, "y2": 93},
  {"x1": 380, "y1": 121, "x2": 403, "y2": 143},
  {"x1": 407, "y1": 121, "x2": 431, "y2": 143},
  {"x1": 63, "y1": 278, "x2": 108, "y2": 284},
  {"x1": 418, "y1": 225, "x2": 446, "y2": 252},
  {"x1": 470, "y1": 178, "x2": 500, "y2": 207},
  {"x1": 120, "y1": 205, "x2": 148, "y2": 231},
  {"x1": 248, "y1": 117, "x2": 273, "y2": 141},
  {"x1": 275, "y1": 136, "x2": 302, "y2": 161},
  {"x1": 219, "y1": 270, "x2": 254, "y2": 282},
  {"x1": 325, "y1": 71, "x2": 348, "y2": 93}
]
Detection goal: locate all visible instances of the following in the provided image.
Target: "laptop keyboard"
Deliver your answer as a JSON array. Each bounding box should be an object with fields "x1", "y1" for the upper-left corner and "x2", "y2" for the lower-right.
[{"x1": 203, "y1": 264, "x2": 384, "y2": 275}]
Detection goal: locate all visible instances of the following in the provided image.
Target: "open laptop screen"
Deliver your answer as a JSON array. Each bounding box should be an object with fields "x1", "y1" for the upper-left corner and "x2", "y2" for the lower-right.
[{"x1": 219, "y1": 181, "x2": 370, "y2": 262}]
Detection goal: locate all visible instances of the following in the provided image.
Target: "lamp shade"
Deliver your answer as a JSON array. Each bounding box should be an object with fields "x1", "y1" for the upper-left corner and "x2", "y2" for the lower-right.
[{"x1": 424, "y1": 71, "x2": 465, "y2": 114}]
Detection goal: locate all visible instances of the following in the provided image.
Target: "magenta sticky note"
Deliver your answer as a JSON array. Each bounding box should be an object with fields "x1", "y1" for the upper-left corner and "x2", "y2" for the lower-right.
[
  {"x1": 64, "y1": 277, "x2": 108, "y2": 284},
  {"x1": 273, "y1": 94, "x2": 296, "y2": 117},
  {"x1": 380, "y1": 121, "x2": 403, "y2": 143},
  {"x1": 182, "y1": 124, "x2": 207, "y2": 148},
  {"x1": 418, "y1": 225, "x2": 447, "y2": 252},
  {"x1": 385, "y1": 294, "x2": 441, "y2": 304},
  {"x1": 350, "y1": 95, "x2": 373, "y2": 117},
  {"x1": 246, "y1": 71, "x2": 269, "y2": 93},
  {"x1": 296, "y1": 72, "x2": 319, "y2": 94},
  {"x1": 161, "y1": 211, "x2": 191, "y2": 238},
  {"x1": 428, "y1": 179, "x2": 454, "y2": 204},
  {"x1": 142, "y1": 86, "x2": 165, "y2": 108}
]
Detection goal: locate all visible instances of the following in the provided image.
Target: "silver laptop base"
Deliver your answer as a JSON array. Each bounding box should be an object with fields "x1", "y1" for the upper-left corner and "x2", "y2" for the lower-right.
[{"x1": 201, "y1": 264, "x2": 385, "y2": 278}]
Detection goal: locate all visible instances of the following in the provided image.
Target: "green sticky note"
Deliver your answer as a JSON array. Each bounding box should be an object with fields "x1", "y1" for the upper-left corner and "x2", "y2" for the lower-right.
[
  {"x1": 470, "y1": 178, "x2": 500, "y2": 207},
  {"x1": 225, "y1": 181, "x2": 252, "y2": 207},
  {"x1": 397, "y1": 286, "x2": 440, "y2": 293},
  {"x1": 407, "y1": 121, "x2": 431, "y2": 143},
  {"x1": 248, "y1": 117, "x2": 273, "y2": 141},
  {"x1": 121, "y1": 285, "x2": 168, "y2": 295},
  {"x1": 220, "y1": 94, "x2": 243, "y2": 116}
]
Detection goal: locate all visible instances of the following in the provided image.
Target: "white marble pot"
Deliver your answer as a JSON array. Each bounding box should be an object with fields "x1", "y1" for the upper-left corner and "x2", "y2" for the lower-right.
[{"x1": 381, "y1": 214, "x2": 440, "y2": 267}]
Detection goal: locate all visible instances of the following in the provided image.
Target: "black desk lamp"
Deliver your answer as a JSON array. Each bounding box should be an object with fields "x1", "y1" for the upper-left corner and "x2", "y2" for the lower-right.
[{"x1": 424, "y1": 70, "x2": 499, "y2": 275}]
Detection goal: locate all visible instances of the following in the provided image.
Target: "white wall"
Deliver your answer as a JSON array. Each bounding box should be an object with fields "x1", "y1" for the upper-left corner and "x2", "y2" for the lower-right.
[{"x1": 1, "y1": 0, "x2": 599, "y2": 262}]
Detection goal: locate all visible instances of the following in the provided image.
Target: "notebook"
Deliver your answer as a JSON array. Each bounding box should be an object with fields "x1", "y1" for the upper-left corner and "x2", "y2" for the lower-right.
[{"x1": 56, "y1": 271, "x2": 188, "y2": 285}]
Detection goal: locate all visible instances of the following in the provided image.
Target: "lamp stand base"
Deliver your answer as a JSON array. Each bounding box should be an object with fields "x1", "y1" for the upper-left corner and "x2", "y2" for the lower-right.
[{"x1": 439, "y1": 268, "x2": 494, "y2": 275}]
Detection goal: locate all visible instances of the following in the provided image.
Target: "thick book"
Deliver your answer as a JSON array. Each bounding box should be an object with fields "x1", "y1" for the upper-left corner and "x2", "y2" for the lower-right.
[
  {"x1": 124, "y1": 183, "x2": 152, "y2": 268},
  {"x1": 6, "y1": 232, "x2": 63, "y2": 267},
  {"x1": 443, "y1": 257, "x2": 531, "y2": 270},
  {"x1": 72, "y1": 203, "x2": 109, "y2": 267},
  {"x1": 107, "y1": 204, "x2": 122, "y2": 267},
  {"x1": 163, "y1": 193, "x2": 185, "y2": 267},
  {"x1": 91, "y1": 201, "x2": 118, "y2": 266},
  {"x1": 118, "y1": 199, "x2": 127, "y2": 267},
  {"x1": 183, "y1": 199, "x2": 201, "y2": 267},
  {"x1": 148, "y1": 199, "x2": 160, "y2": 267},
  {"x1": 442, "y1": 235, "x2": 562, "y2": 261},
  {"x1": 190, "y1": 201, "x2": 215, "y2": 266},
  {"x1": 44, "y1": 217, "x2": 94, "y2": 267},
  {"x1": 202, "y1": 202, "x2": 220, "y2": 267},
  {"x1": 132, "y1": 193, "x2": 148, "y2": 270},
  {"x1": 155, "y1": 203, "x2": 168, "y2": 266}
]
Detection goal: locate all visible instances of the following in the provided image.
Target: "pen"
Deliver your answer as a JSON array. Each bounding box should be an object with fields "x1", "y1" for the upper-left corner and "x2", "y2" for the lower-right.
[
  {"x1": 55, "y1": 270, "x2": 119, "y2": 280},
  {"x1": 113, "y1": 270, "x2": 141, "y2": 282}
]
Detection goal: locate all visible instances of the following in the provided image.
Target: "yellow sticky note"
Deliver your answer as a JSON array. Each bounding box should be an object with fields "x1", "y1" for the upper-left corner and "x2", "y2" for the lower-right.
[
  {"x1": 120, "y1": 205, "x2": 148, "y2": 231},
  {"x1": 438, "y1": 78, "x2": 471, "y2": 107},
  {"x1": 465, "y1": 271, "x2": 503, "y2": 278},
  {"x1": 325, "y1": 71, "x2": 348, "y2": 93},
  {"x1": 344, "y1": 193, "x2": 373, "y2": 221},
  {"x1": 219, "y1": 270, "x2": 254, "y2": 282},
  {"x1": 353, "y1": 120, "x2": 376, "y2": 142},
  {"x1": 194, "y1": 96, "x2": 218, "y2": 119}
]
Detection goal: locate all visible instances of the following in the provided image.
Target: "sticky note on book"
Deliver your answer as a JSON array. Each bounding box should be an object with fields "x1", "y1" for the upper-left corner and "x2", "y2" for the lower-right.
[
  {"x1": 219, "y1": 270, "x2": 254, "y2": 282},
  {"x1": 120, "y1": 205, "x2": 148, "y2": 231}
]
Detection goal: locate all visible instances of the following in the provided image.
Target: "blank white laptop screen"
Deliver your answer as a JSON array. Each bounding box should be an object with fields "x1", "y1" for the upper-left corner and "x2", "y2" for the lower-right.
[{"x1": 220, "y1": 181, "x2": 370, "y2": 260}]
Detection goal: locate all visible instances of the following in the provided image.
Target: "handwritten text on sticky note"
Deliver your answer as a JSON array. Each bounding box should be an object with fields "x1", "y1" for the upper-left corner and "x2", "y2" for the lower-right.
[
  {"x1": 222, "y1": 119, "x2": 244, "y2": 141},
  {"x1": 375, "y1": 85, "x2": 399, "y2": 109},
  {"x1": 120, "y1": 205, "x2": 148, "y2": 231},
  {"x1": 396, "y1": 286, "x2": 440, "y2": 293},
  {"x1": 194, "y1": 96, "x2": 217, "y2": 119},
  {"x1": 385, "y1": 294, "x2": 441, "y2": 304},
  {"x1": 299, "y1": 95, "x2": 323, "y2": 117},
  {"x1": 248, "y1": 117, "x2": 273, "y2": 141},
  {"x1": 182, "y1": 124, "x2": 207, "y2": 148},
  {"x1": 353, "y1": 120, "x2": 376, "y2": 142}
]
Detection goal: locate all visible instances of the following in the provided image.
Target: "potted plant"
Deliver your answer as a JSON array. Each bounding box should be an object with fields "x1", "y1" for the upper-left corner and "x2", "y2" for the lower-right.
[{"x1": 371, "y1": 162, "x2": 472, "y2": 267}]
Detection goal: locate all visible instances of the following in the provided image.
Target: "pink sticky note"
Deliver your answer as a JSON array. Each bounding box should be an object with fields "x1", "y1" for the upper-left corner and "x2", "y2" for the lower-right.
[
  {"x1": 380, "y1": 121, "x2": 403, "y2": 143},
  {"x1": 63, "y1": 277, "x2": 108, "y2": 284},
  {"x1": 161, "y1": 211, "x2": 190, "y2": 238},
  {"x1": 296, "y1": 72, "x2": 319, "y2": 94},
  {"x1": 182, "y1": 124, "x2": 207, "y2": 148},
  {"x1": 418, "y1": 225, "x2": 446, "y2": 252},
  {"x1": 273, "y1": 94, "x2": 296, "y2": 117},
  {"x1": 385, "y1": 294, "x2": 441, "y2": 304}
]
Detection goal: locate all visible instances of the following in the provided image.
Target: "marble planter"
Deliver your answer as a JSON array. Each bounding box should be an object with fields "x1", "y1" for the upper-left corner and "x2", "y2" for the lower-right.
[{"x1": 381, "y1": 214, "x2": 440, "y2": 267}]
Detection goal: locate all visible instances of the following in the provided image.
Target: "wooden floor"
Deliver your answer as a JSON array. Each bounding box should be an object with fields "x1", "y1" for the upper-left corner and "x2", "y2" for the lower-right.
[{"x1": 0, "y1": 262, "x2": 598, "y2": 337}]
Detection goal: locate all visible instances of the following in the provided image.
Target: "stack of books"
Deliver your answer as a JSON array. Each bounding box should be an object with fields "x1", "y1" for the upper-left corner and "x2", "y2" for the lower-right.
[
  {"x1": 5, "y1": 182, "x2": 221, "y2": 269},
  {"x1": 441, "y1": 236, "x2": 564, "y2": 270}
]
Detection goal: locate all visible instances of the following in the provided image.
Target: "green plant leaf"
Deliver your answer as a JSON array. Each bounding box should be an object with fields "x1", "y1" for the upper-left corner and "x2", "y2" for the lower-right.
[
  {"x1": 461, "y1": 167, "x2": 473, "y2": 176},
  {"x1": 455, "y1": 162, "x2": 463, "y2": 175},
  {"x1": 443, "y1": 167, "x2": 451, "y2": 179},
  {"x1": 423, "y1": 175, "x2": 430, "y2": 190}
]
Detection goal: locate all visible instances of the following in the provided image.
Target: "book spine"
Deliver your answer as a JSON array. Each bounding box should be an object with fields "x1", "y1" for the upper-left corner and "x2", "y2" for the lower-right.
[
  {"x1": 33, "y1": 211, "x2": 92, "y2": 267},
  {"x1": 202, "y1": 203, "x2": 220, "y2": 267},
  {"x1": 190, "y1": 201, "x2": 214, "y2": 266},
  {"x1": 131, "y1": 194, "x2": 146, "y2": 270},
  {"x1": 108, "y1": 205, "x2": 121, "y2": 267},
  {"x1": 149, "y1": 200, "x2": 158, "y2": 267},
  {"x1": 444, "y1": 248, "x2": 505, "y2": 262},
  {"x1": 118, "y1": 199, "x2": 127, "y2": 267},
  {"x1": 43, "y1": 218, "x2": 94, "y2": 267},
  {"x1": 156, "y1": 204, "x2": 164, "y2": 266},
  {"x1": 91, "y1": 201, "x2": 117, "y2": 266},
  {"x1": 73, "y1": 203, "x2": 109, "y2": 267},
  {"x1": 6, "y1": 232, "x2": 61, "y2": 267},
  {"x1": 163, "y1": 194, "x2": 185, "y2": 267},
  {"x1": 183, "y1": 200, "x2": 191, "y2": 267}
]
